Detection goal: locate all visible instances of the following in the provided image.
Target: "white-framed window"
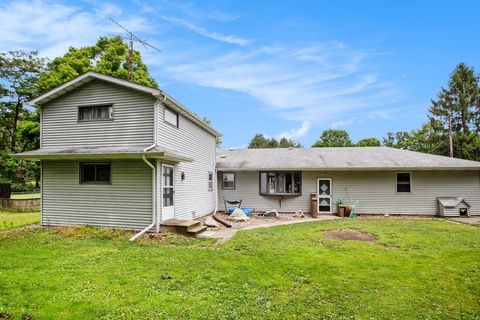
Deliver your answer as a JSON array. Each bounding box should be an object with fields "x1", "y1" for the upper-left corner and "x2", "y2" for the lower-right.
[
  {"x1": 396, "y1": 172, "x2": 411, "y2": 193},
  {"x1": 78, "y1": 105, "x2": 113, "y2": 121},
  {"x1": 164, "y1": 107, "x2": 179, "y2": 127},
  {"x1": 80, "y1": 163, "x2": 111, "y2": 184},
  {"x1": 221, "y1": 172, "x2": 235, "y2": 190},
  {"x1": 260, "y1": 171, "x2": 301, "y2": 195},
  {"x1": 208, "y1": 172, "x2": 213, "y2": 191}
]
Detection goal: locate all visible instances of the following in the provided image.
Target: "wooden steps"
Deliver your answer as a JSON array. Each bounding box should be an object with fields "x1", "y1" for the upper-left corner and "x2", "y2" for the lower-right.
[{"x1": 160, "y1": 219, "x2": 207, "y2": 236}]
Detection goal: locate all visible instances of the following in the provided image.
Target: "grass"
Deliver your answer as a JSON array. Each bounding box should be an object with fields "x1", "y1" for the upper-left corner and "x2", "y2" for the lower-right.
[
  {"x1": 10, "y1": 193, "x2": 41, "y2": 199},
  {"x1": 0, "y1": 211, "x2": 40, "y2": 231},
  {"x1": 0, "y1": 218, "x2": 479, "y2": 319}
]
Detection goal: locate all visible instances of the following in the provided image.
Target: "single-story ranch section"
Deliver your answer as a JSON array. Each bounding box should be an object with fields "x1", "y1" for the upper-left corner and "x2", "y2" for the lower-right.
[{"x1": 217, "y1": 147, "x2": 480, "y2": 216}]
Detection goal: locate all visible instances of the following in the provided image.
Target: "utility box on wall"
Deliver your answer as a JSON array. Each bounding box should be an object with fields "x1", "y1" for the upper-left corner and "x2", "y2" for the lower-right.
[{"x1": 437, "y1": 197, "x2": 470, "y2": 217}]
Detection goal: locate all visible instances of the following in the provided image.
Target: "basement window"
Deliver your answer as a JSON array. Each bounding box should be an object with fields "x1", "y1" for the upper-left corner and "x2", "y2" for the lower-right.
[
  {"x1": 78, "y1": 105, "x2": 113, "y2": 121},
  {"x1": 396, "y1": 172, "x2": 411, "y2": 193},
  {"x1": 260, "y1": 172, "x2": 301, "y2": 195},
  {"x1": 80, "y1": 163, "x2": 111, "y2": 184}
]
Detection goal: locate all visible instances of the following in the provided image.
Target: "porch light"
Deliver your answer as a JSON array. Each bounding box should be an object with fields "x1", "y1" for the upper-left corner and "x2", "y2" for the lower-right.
[{"x1": 181, "y1": 172, "x2": 185, "y2": 181}]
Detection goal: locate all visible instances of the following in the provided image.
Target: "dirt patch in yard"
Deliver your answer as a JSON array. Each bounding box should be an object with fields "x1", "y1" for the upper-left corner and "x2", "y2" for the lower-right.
[{"x1": 325, "y1": 229, "x2": 377, "y2": 241}]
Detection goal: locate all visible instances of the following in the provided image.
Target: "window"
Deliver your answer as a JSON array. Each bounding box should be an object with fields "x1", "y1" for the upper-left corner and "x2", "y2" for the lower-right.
[
  {"x1": 80, "y1": 163, "x2": 111, "y2": 184},
  {"x1": 164, "y1": 107, "x2": 179, "y2": 127},
  {"x1": 208, "y1": 172, "x2": 213, "y2": 191},
  {"x1": 396, "y1": 172, "x2": 411, "y2": 193},
  {"x1": 78, "y1": 105, "x2": 113, "y2": 121},
  {"x1": 221, "y1": 172, "x2": 235, "y2": 190},
  {"x1": 260, "y1": 172, "x2": 301, "y2": 195}
]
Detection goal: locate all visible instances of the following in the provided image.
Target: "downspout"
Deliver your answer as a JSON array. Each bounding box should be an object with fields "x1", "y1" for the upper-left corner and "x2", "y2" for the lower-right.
[{"x1": 129, "y1": 98, "x2": 160, "y2": 241}]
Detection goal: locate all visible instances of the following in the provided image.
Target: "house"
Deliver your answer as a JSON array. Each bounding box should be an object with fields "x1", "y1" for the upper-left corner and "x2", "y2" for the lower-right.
[
  {"x1": 16, "y1": 71, "x2": 221, "y2": 236},
  {"x1": 216, "y1": 148, "x2": 480, "y2": 216},
  {"x1": 15, "y1": 72, "x2": 480, "y2": 235}
]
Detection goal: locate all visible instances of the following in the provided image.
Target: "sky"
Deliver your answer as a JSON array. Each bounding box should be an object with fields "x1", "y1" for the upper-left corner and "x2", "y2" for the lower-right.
[{"x1": 0, "y1": 0, "x2": 479, "y2": 148}]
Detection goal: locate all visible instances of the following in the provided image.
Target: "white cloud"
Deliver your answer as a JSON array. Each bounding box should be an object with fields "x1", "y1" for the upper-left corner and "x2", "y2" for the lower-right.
[
  {"x1": 275, "y1": 121, "x2": 311, "y2": 140},
  {"x1": 161, "y1": 16, "x2": 250, "y2": 46},
  {"x1": 0, "y1": 0, "x2": 150, "y2": 57},
  {"x1": 330, "y1": 117, "x2": 357, "y2": 129},
  {"x1": 157, "y1": 43, "x2": 401, "y2": 124}
]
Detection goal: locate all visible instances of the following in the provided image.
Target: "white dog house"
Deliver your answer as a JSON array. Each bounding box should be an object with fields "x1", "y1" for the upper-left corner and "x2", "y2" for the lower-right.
[{"x1": 437, "y1": 197, "x2": 470, "y2": 217}]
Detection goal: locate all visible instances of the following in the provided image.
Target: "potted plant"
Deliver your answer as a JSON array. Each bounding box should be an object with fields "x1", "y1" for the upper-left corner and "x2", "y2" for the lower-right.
[{"x1": 336, "y1": 200, "x2": 345, "y2": 217}]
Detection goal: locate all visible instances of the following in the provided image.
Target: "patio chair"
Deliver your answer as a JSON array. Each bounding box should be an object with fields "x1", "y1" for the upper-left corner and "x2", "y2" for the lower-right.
[{"x1": 224, "y1": 198, "x2": 243, "y2": 212}]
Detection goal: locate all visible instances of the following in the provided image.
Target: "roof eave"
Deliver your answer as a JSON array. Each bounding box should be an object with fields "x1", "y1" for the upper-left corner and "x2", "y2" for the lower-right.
[
  {"x1": 13, "y1": 151, "x2": 193, "y2": 162},
  {"x1": 29, "y1": 71, "x2": 161, "y2": 106},
  {"x1": 162, "y1": 93, "x2": 222, "y2": 138},
  {"x1": 216, "y1": 166, "x2": 480, "y2": 171}
]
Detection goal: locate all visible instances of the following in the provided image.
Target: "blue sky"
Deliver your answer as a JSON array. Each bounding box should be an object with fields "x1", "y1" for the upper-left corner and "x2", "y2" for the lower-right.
[{"x1": 1, "y1": 0, "x2": 478, "y2": 148}]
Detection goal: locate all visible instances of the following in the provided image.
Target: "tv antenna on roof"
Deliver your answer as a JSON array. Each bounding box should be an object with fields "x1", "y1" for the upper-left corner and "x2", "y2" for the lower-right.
[{"x1": 108, "y1": 17, "x2": 162, "y2": 81}]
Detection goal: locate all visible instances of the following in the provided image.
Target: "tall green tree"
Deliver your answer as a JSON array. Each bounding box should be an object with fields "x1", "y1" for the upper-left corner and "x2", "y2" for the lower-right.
[
  {"x1": 278, "y1": 137, "x2": 302, "y2": 148},
  {"x1": 312, "y1": 129, "x2": 352, "y2": 147},
  {"x1": 0, "y1": 50, "x2": 46, "y2": 151},
  {"x1": 248, "y1": 134, "x2": 301, "y2": 148},
  {"x1": 429, "y1": 62, "x2": 480, "y2": 159},
  {"x1": 356, "y1": 137, "x2": 381, "y2": 147},
  {"x1": 38, "y1": 36, "x2": 158, "y2": 93}
]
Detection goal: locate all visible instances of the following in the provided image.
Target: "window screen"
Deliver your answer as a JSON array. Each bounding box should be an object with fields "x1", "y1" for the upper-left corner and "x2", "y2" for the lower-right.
[
  {"x1": 78, "y1": 105, "x2": 112, "y2": 121},
  {"x1": 164, "y1": 107, "x2": 179, "y2": 127},
  {"x1": 396, "y1": 172, "x2": 411, "y2": 192},
  {"x1": 80, "y1": 163, "x2": 111, "y2": 183}
]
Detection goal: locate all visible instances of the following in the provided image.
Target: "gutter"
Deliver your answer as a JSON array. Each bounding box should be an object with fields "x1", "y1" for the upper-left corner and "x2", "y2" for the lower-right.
[{"x1": 130, "y1": 100, "x2": 159, "y2": 241}]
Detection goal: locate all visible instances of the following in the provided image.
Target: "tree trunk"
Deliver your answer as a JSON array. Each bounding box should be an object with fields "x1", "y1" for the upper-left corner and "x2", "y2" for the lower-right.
[{"x1": 10, "y1": 99, "x2": 22, "y2": 151}]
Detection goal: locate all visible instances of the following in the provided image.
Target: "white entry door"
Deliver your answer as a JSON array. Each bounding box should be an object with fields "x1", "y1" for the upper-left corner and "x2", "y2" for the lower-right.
[
  {"x1": 317, "y1": 178, "x2": 332, "y2": 214},
  {"x1": 162, "y1": 164, "x2": 175, "y2": 221}
]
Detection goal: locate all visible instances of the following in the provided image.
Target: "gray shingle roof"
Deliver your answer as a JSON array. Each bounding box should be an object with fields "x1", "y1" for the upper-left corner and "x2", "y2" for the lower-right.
[
  {"x1": 216, "y1": 147, "x2": 480, "y2": 171},
  {"x1": 437, "y1": 197, "x2": 470, "y2": 208},
  {"x1": 14, "y1": 146, "x2": 192, "y2": 162}
]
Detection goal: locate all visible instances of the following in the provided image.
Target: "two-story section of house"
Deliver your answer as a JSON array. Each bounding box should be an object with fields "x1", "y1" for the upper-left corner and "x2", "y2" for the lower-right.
[{"x1": 15, "y1": 72, "x2": 221, "y2": 234}]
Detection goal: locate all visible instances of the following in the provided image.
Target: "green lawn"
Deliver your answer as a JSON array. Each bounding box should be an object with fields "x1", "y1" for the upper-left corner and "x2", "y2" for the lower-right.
[
  {"x1": 10, "y1": 193, "x2": 41, "y2": 199},
  {"x1": 0, "y1": 211, "x2": 40, "y2": 231},
  {"x1": 0, "y1": 219, "x2": 479, "y2": 319}
]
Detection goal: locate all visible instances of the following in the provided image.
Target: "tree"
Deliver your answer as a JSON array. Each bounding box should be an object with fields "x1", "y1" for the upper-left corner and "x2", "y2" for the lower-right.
[
  {"x1": 38, "y1": 36, "x2": 158, "y2": 93},
  {"x1": 248, "y1": 134, "x2": 301, "y2": 149},
  {"x1": 0, "y1": 50, "x2": 46, "y2": 151},
  {"x1": 356, "y1": 138, "x2": 381, "y2": 147},
  {"x1": 312, "y1": 129, "x2": 352, "y2": 147},
  {"x1": 202, "y1": 117, "x2": 222, "y2": 146},
  {"x1": 429, "y1": 62, "x2": 480, "y2": 159},
  {"x1": 278, "y1": 137, "x2": 302, "y2": 148}
]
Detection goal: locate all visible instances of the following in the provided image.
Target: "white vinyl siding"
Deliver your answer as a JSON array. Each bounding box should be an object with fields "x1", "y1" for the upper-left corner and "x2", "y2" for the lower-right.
[
  {"x1": 42, "y1": 160, "x2": 153, "y2": 229},
  {"x1": 41, "y1": 79, "x2": 155, "y2": 147},
  {"x1": 157, "y1": 104, "x2": 217, "y2": 220},
  {"x1": 218, "y1": 170, "x2": 480, "y2": 215}
]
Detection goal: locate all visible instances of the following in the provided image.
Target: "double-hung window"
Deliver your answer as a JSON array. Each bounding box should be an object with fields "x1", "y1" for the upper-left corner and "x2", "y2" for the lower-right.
[
  {"x1": 78, "y1": 105, "x2": 113, "y2": 121},
  {"x1": 260, "y1": 172, "x2": 301, "y2": 195},
  {"x1": 396, "y1": 172, "x2": 411, "y2": 193},
  {"x1": 221, "y1": 172, "x2": 235, "y2": 190}
]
